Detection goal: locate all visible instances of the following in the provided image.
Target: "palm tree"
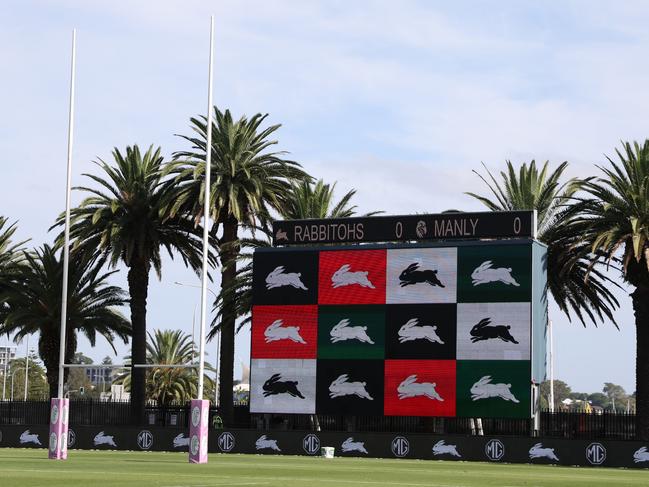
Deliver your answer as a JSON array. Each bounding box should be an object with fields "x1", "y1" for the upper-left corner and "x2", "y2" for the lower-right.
[
  {"x1": 115, "y1": 329, "x2": 213, "y2": 406},
  {"x1": 466, "y1": 160, "x2": 619, "y2": 325},
  {"x1": 55, "y1": 145, "x2": 207, "y2": 421},
  {"x1": 166, "y1": 108, "x2": 308, "y2": 423},
  {"x1": 570, "y1": 141, "x2": 649, "y2": 439},
  {"x1": 0, "y1": 217, "x2": 27, "y2": 269},
  {"x1": 282, "y1": 179, "x2": 361, "y2": 219},
  {"x1": 0, "y1": 245, "x2": 130, "y2": 396}
]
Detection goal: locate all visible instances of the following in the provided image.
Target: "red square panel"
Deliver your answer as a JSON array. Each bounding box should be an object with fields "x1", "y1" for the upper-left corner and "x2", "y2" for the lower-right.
[
  {"x1": 384, "y1": 360, "x2": 456, "y2": 417},
  {"x1": 318, "y1": 250, "x2": 386, "y2": 304},
  {"x1": 251, "y1": 305, "x2": 318, "y2": 359}
]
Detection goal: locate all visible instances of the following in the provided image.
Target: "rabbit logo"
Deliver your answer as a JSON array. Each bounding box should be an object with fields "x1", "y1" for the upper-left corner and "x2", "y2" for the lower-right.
[
  {"x1": 342, "y1": 437, "x2": 368, "y2": 454},
  {"x1": 262, "y1": 373, "x2": 305, "y2": 398},
  {"x1": 397, "y1": 375, "x2": 444, "y2": 401},
  {"x1": 275, "y1": 229, "x2": 288, "y2": 241},
  {"x1": 528, "y1": 443, "x2": 559, "y2": 461},
  {"x1": 265, "y1": 266, "x2": 308, "y2": 290},
  {"x1": 470, "y1": 376, "x2": 519, "y2": 403},
  {"x1": 432, "y1": 440, "x2": 461, "y2": 457},
  {"x1": 19, "y1": 430, "x2": 42, "y2": 445},
  {"x1": 173, "y1": 433, "x2": 190, "y2": 448},
  {"x1": 633, "y1": 446, "x2": 649, "y2": 463},
  {"x1": 255, "y1": 435, "x2": 281, "y2": 452},
  {"x1": 331, "y1": 264, "x2": 375, "y2": 289},
  {"x1": 470, "y1": 318, "x2": 519, "y2": 344},
  {"x1": 264, "y1": 319, "x2": 307, "y2": 344},
  {"x1": 398, "y1": 318, "x2": 444, "y2": 344},
  {"x1": 330, "y1": 319, "x2": 375, "y2": 344},
  {"x1": 471, "y1": 261, "x2": 520, "y2": 286},
  {"x1": 93, "y1": 431, "x2": 117, "y2": 447},
  {"x1": 329, "y1": 374, "x2": 374, "y2": 400},
  {"x1": 399, "y1": 263, "x2": 444, "y2": 288}
]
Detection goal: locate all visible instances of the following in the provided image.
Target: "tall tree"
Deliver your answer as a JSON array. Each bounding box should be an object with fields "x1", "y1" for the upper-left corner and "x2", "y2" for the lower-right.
[
  {"x1": 0, "y1": 217, "x2": 27, "y2": 270},
  {"x1": 571, "y1": 140, "x2": 649, "y2": 438},
  {"x1": 55, "y1": 145, "x2": 207, "y2": 421},
  {"x1": 167, "y1": 108, "x2": 308, "y2": 423},
  {"x1": 5, "y1": 355, "x2": 49, "y2": 400},
  {"x1": 0, "y1": 246, "x2": 130, "y2": 396},
  {"x1": 283, "y1": 179, "x2": 360, "y2": 219},
  {"x1": 114, "y1": 329, "x2": 213, "y2": 405},
  {"x1": 466, "y1": 160, "x2": 619, "y2": 325}
]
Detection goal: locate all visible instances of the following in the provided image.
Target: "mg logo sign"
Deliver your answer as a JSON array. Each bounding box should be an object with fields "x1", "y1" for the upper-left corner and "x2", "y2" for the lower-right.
[
  {"x1": 67, "y1": 429, "x2": 76, "y2": 448},
  {"x1": 218, "y1": 432, "x2": 235, "y2": 452},
  {"x1": 586, "y1": 442, "x2": 606, "y2": 465},
  {"x1": 485, "y1": 439, "x2": 505, "y2": 461},
  {"x1": 137, "y1": 430, "x2": 153, "y2": 450},
  {"x1": 303, "y1": 434, "x2": 320, "y2": 455},
  {"x1": 391, "y1": 436, "x2": 410, "y2": 457}
]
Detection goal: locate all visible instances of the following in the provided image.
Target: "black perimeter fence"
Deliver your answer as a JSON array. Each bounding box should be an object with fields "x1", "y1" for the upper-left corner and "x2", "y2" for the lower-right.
[{"x1": 0, "y1": 399, "x2": 637, "y2": 441}]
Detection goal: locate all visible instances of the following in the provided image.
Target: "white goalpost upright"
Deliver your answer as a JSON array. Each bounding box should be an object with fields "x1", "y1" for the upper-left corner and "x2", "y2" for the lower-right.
[
  {"x1": 188, "y1": 14, "x2": 215, "y2": 465},
  {"x1": 49, "y1": 28, "x2": 77, "y2": 461}
]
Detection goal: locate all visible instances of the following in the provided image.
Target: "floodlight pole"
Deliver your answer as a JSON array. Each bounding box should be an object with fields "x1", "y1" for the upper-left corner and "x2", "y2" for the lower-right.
[
  {"x1": 189, "y1": 15, "x2": 214, "y2": 465},
  {"x1": 49, "y1": 28, "x2": 76, "y2": 461}
]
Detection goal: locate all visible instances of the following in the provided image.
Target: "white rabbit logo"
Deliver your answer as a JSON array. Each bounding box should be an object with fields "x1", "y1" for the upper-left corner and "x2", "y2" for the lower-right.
[
  {"x1": 255, "y1": 435, "x2": 281, "y2": 452},
  {"x1": 397, "y1": 375, "x2": 444, "y2": 401},
  {"x1": 432, "y1": 440, "x2": 461, "y2": 457},
  {"x1": 264, "y1": 319, "x2": 306, "y2": 344},
  {"x1": 173, "y1": 433, "x2": 190, "y2": 448},
  {"x1": 331, "y1": 264, "x2": 375, "y2": 289},
  {"x1": 329, "y1": 374, "x2": 374, "y2": 400},
  {"x1": 19, "y1": 430, "x2": 42, "y2": 445},
  {"x1": 398, "y1": 319, "x2": 444, "y2": 344},
  {"x1": 265, "y1": 266, "x2": 308, "y2": 290},
  {"x1": 528, "y1": 443, "x2": 559, "y2": 461},
  {"x1": 330, "y1": 319, "x2": 375, "y2": 344},
  {"x1": 93, "y1": 431, "x2": 117, "y2": 447},
  {"x1": 470, "y1": 376, "x2": 519, "y2": 403},
  {"x1": 633, "y1": 446, "x2": 649, "y2": 463},
  {"x1": 341, "y1": 437, "x2": 368, "y2": 454},
  {"x1": 471, "y1": 261, "x2": 520, "y2": 286}
]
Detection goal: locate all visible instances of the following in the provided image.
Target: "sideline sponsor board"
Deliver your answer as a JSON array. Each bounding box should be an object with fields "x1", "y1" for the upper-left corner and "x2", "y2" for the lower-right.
[{"x1": 2, "y1": 425, "x2": 647, "y2": 469}]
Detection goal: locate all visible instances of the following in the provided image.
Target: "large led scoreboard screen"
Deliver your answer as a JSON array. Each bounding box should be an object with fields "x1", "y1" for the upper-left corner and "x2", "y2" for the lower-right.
[{"x1": 249, "y1": 241, "x2": 546, "y2": 418}]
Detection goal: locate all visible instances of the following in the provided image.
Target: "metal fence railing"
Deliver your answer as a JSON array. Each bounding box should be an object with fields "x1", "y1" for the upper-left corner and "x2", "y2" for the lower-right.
[{"x1": 0, "y1": 400, "x2": 637, "y2": 440}]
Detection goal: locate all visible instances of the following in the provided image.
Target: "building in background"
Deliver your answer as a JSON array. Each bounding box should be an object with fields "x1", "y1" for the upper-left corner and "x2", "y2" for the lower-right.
[
  {"x1": 85, "y1": 367, "x2": 113, "y2": 391},
  {"x1": 0, "y1": 345, "x2": 16, "y2": 368}
]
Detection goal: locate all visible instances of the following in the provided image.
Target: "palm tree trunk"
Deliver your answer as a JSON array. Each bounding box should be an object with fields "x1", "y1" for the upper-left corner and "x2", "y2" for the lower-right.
[
  {"x1": 128, "y1": 255, "x2": 150, "y2": 424},
  {"x1": 41, "y1": 328, "x2": 76, "y2": 398},
  {"x1": 633, "y1": 283, "x2": 649, "y2": 440},
  {"x1": 219, "y1": 216, "x2": 238, "y2": 425}
]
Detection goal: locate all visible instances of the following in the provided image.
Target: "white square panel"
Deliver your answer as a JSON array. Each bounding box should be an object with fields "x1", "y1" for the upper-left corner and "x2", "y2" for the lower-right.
[
  {"x1": 250, "y1": 359, "x2": 316, "y2": 414},
  {"x1": 456, "y1": 302, "x2": 531, "y2": 360},
  {"x1": 386, "y1": 248, "x2": 457, "y2": 303}
]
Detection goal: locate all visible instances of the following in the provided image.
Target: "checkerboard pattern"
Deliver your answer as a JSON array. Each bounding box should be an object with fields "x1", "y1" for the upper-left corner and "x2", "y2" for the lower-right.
[{"x1": 250, "y1": 244, "x2": 533, "y2": 418}]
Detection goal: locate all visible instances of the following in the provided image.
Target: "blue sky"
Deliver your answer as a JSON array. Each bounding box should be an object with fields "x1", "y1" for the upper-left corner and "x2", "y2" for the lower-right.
[{"x1": 2, "y1": 0, "x2": 647, "y2": 394}]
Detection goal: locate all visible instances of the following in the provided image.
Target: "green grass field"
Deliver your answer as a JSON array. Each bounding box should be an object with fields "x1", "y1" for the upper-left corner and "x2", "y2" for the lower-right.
[{"x1": 0, "y1": 449, "x2": 647, "y2": 487}]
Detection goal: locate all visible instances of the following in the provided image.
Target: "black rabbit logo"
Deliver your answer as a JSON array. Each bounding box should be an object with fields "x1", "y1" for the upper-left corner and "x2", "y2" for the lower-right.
[
  {"x1": 470, "y1": 318, "x2": 519, "y2": 344},
  {"x1": 262, "y1": 373, "x2": 305, "y2": 398},
  {"x1": 399, "y1": 263, "x2": 445, "y2": 288}
]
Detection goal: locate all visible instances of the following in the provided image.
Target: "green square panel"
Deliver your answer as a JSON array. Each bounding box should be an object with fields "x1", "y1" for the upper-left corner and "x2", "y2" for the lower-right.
[
  {"x1": 318, "y1": 305, "x2": 385, "y2": 359},
  {"x1": 457, "y1": 245, "x2": 532, "y2": 302},
  {"x1": 456, "y1": 360, "x2": 530, "y2": 418}
]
